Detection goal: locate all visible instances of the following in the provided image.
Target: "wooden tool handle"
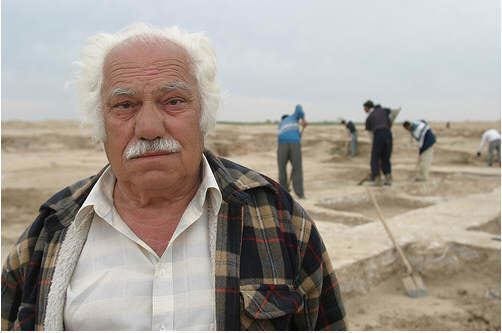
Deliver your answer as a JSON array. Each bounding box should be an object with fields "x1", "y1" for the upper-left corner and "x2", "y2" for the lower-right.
[{"x1": 366, "y1": 188, "x2": 414, "y2": 274}]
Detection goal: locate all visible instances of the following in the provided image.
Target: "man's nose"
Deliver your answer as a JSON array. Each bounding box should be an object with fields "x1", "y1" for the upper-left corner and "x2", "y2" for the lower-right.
[{"x1": 134, "y1": 102, "x2": 166, "y2": 140}]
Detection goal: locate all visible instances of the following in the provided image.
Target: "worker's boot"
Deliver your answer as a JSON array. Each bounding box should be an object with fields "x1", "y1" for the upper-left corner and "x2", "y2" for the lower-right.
[
  {"x1": 384, "y1": 174, "x2": 392, "y2": 186},
  {"x1": 370, "y1": 175, "x2": 382, "y2": 187}
]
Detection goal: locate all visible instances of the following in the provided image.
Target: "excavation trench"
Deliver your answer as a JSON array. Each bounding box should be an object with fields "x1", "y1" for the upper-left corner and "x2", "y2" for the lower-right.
[
  {"x1": 315, "y1": 192, "x2": 434, "y2": 223},
  {"x1": 339, "y1": 243, "x2": 501, "y2": 330}
]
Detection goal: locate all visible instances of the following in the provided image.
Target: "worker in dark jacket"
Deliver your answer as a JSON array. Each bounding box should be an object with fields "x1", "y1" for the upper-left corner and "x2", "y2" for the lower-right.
[{"x1": 363, "y1": 100, "x2": 400, "y2": 186}]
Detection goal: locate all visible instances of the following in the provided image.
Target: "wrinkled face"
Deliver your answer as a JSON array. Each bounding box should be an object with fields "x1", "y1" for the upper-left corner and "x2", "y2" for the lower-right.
[{"x1": 101, "y1": 37, "x2": 203, "y2": 191}]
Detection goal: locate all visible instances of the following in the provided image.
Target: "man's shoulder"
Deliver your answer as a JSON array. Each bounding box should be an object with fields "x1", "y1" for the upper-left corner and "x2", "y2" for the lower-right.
[
  {"x1": 3, "y1": 168, "x2": 106, "y2": 274},
  {"x1": 205, "y1": 150, "x2": 276, "y2": 193},
  {"x1": 205, "y1": 151, "x2": 313, "y2": 236},
  {"x1": 43, "y1": 176, "x2": 96, "y2": 209},
  {"x1": 206, "y1": 151, "x2": 303, "y2": 206},
  {"x1": 41, "y1": 168, "x2": 106, "y2": 213},
  {"x1": 18, "y1": 167, "x2": 107, "y2": 239}
]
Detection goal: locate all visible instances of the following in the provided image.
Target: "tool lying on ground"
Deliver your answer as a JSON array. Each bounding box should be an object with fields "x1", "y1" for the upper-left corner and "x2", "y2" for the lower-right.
[
  {"x1": 357, "y1": 173, "x2": 371, "y2": 186},
  {"x1": 366, "y1": 187, "x2": 428, "y2": 298}
]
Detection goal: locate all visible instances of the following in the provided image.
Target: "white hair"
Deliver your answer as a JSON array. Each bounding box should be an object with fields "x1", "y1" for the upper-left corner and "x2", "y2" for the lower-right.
[{"x1": 75, "y1": 23, "x2": 220, "y2": 141}]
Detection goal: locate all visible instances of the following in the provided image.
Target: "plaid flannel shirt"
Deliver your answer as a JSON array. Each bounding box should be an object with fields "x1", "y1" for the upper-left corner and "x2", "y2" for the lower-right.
[{"x1": 2, "y1": 150, "x2": 345, "y2": 330}]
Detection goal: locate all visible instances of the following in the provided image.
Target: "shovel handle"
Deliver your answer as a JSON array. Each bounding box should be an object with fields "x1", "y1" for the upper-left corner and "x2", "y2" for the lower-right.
[{"x1": 366, "y1": 188, "x2": 414, "y2": 274}]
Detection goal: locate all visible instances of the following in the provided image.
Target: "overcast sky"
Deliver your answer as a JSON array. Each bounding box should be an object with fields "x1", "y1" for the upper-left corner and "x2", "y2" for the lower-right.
[{"x1": 2, "y1": 0, "x2": 500, "y2": 123}]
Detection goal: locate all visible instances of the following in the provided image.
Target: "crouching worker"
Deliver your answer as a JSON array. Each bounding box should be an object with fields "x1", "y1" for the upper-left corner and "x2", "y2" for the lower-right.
[
  {"x1": 476, "y1": 129, "x2": 501, "y2": 167},
  {"x1": 1, "y1": 23, "x2": 345, "y2": 330},
  {"x1": 341, "y1": 119, "x2": 358, "y2": 157},
  {"x1": 403, "y1": 120, "x2": 437, "y2": 181}
]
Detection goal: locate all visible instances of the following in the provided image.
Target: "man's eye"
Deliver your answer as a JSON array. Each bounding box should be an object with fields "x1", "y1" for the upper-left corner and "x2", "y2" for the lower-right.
[
  {"x1": 165, "y1": 98, "x2": 185, "y2": 106},
  {"x1": 113, "y1": 101, "x2": 135, "y2": 109}
]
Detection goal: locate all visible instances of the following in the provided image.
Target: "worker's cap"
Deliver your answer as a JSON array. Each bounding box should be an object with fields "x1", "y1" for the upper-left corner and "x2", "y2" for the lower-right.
[{"x1": 363, "y1": 100, "x2": 374, "y2": 108}]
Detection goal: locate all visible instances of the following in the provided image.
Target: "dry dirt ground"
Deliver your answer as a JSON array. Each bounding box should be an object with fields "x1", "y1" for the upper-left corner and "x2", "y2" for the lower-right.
[{"x1": 2, "y1": 120, "x2": 500, "y2": 330}]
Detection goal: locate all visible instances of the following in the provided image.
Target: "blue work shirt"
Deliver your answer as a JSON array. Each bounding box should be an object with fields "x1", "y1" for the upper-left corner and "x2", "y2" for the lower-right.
[{"x1": 278, "y1": 106, "x2": 305, "y2": 143}]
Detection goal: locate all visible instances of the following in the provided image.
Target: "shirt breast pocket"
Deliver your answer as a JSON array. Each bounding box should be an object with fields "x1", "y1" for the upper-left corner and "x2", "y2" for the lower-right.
[{"x1": 239, "y1": 284, "x2": 304, "y2": 330}]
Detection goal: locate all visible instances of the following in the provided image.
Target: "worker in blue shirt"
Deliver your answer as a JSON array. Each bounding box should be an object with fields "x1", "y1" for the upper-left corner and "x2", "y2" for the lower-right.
[{"x1": 277, "y1": 104, "x2": 307, "y2": 198}]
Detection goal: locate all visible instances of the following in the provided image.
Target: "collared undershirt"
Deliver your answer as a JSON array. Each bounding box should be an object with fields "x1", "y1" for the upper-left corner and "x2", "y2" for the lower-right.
[{"x1": 64, "y1": 156, "x2": 222, "y2": 330}]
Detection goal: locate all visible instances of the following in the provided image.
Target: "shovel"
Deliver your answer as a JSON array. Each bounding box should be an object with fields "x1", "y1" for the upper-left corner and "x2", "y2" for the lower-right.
[
  {"x1": 357, "y1": 172, "x2": 371, "y2": 186},
  {"x1": 366, "y1": 188, "x2": 427, "y2": 298}
]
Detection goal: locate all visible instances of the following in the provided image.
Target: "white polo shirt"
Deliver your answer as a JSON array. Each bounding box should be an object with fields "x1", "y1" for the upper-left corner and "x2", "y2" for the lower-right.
[
  {"x1": 64, "y1": 156, "x2": 222, "y2": 330},
  {"x1": 478, "y1": 129, "x2": 501, "y2": 151}
]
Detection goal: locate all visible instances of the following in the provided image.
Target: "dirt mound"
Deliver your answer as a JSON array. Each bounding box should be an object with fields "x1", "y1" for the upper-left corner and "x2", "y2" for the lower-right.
[
  {"x1": 2, "y1": 134, "x2": 101, "y2": 152},
  {"x1": 316, "y1": 192, "x2": 433, "y2": 221},
  {"x1": 433, "y1": 147, "x2": 484, "y2": 166},
  {"x1": 206, "y1": 131, "x2": 277, "y2": 156},
  {"x1": 399, "y1": 172, "x2": 500, "y2": 197},
  {"x1": 345, "y1": 246, "x2": 500, "y2": 330},
  {"x1": 468, "y1": 214, "x2": 501, "y2": 235}
]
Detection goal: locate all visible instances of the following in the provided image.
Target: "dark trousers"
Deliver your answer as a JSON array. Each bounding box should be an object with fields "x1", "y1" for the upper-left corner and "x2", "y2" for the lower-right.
[
  {"x1": 277, "y1": 142, "x2": 304, "y2": 197},
  {"x1": 371, "y1": 129, "x2": 393, "y2": 179}
]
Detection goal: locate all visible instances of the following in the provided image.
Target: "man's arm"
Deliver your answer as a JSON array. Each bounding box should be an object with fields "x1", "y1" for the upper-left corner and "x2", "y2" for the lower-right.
[
  {"x1": 389, "y1": 107, "x2": 401, "y2": 125},
  {"x1": 299, "y1": 118, "x2": 308, "y2": 129},
  {"x1": 365, "y1": 115, "x2": 371, "y2": 132},
  {"x1": 1, "y1": 210, "x2": 50, "y2": 331},
  {"x1": 2, "y1": 245, "x2": 24, "y2": 330}
]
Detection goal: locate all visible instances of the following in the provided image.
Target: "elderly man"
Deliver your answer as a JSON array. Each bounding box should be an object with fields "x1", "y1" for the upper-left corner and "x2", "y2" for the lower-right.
[{"x1": 2, "y1": 24, "x2": 345, "y2": 330}]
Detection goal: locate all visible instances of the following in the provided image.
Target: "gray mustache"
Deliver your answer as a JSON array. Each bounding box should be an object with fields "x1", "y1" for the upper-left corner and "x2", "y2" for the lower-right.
[{"x1": 124, "y1": 137, "x2": 182, "y2": 160}]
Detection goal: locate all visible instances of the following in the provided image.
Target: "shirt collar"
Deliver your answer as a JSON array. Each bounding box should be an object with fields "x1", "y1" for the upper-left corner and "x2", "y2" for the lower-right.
[
  {"x1": 73, "y1": 165, "x2": 115, "y2": 228},
  {"x1": 73, "y1": 155, "x2": 222, "y2": 229},
  {"x1": 199, "y1": 154, "x2": 222, "y2": 217}
]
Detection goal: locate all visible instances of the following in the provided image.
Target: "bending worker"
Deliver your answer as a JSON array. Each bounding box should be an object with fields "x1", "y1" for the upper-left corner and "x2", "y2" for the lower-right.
[
  {"x1": 477, "y1": 128, "x2": 501, "y2": 166},
  {"x1": 403, "y1": 120, "x2": 437, "y2": 181},
  {"x1": 363, "y1": 100, "x2": 400, "y2": 186},
  {"x1": 277, "y1": 104, "x2": 307, "y2": 198},
  {"x1": 341, "y1": 119, "x2": 358, "y2": 157}
]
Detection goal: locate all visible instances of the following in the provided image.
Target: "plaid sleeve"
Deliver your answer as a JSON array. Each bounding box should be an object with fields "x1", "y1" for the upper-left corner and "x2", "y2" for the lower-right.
[
  {"x1": 1, "y1": 235, "x2": 31, "y2": 330},
  {"x1": 1, "y1": 210, "x2": 47, "y2": 331},
  {"x1": 292, "y1": 202, "x2": 346, "y2": 330}
]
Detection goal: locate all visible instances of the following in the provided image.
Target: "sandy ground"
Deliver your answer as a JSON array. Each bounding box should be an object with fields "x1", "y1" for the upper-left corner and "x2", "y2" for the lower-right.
[{"x1": 2, "y1": 119, "x2": 500, "y2": 330}]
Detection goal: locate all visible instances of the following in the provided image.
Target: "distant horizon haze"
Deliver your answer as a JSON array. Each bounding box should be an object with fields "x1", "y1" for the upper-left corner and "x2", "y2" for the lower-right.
[{"x1": 2, "y1": 0, "x2": 500, "y2": 123}]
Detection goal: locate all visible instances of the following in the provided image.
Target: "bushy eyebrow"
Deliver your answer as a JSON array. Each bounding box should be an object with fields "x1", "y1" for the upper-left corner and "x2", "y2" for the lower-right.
[
  {"x1": 158, "y1": 81, "x2": 193, "y2": 94},
  {"x1": 106, "y1": 81, "x2": 194, "y2": 101},
  {"x1": 108, "y1": 87, "x2": 137, "y2": 99}
]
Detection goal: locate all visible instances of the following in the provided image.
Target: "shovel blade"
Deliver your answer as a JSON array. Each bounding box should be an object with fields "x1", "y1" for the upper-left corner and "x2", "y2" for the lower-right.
[{"x1": 402, "y1": 274, "x2": 427, "y2": 298}]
